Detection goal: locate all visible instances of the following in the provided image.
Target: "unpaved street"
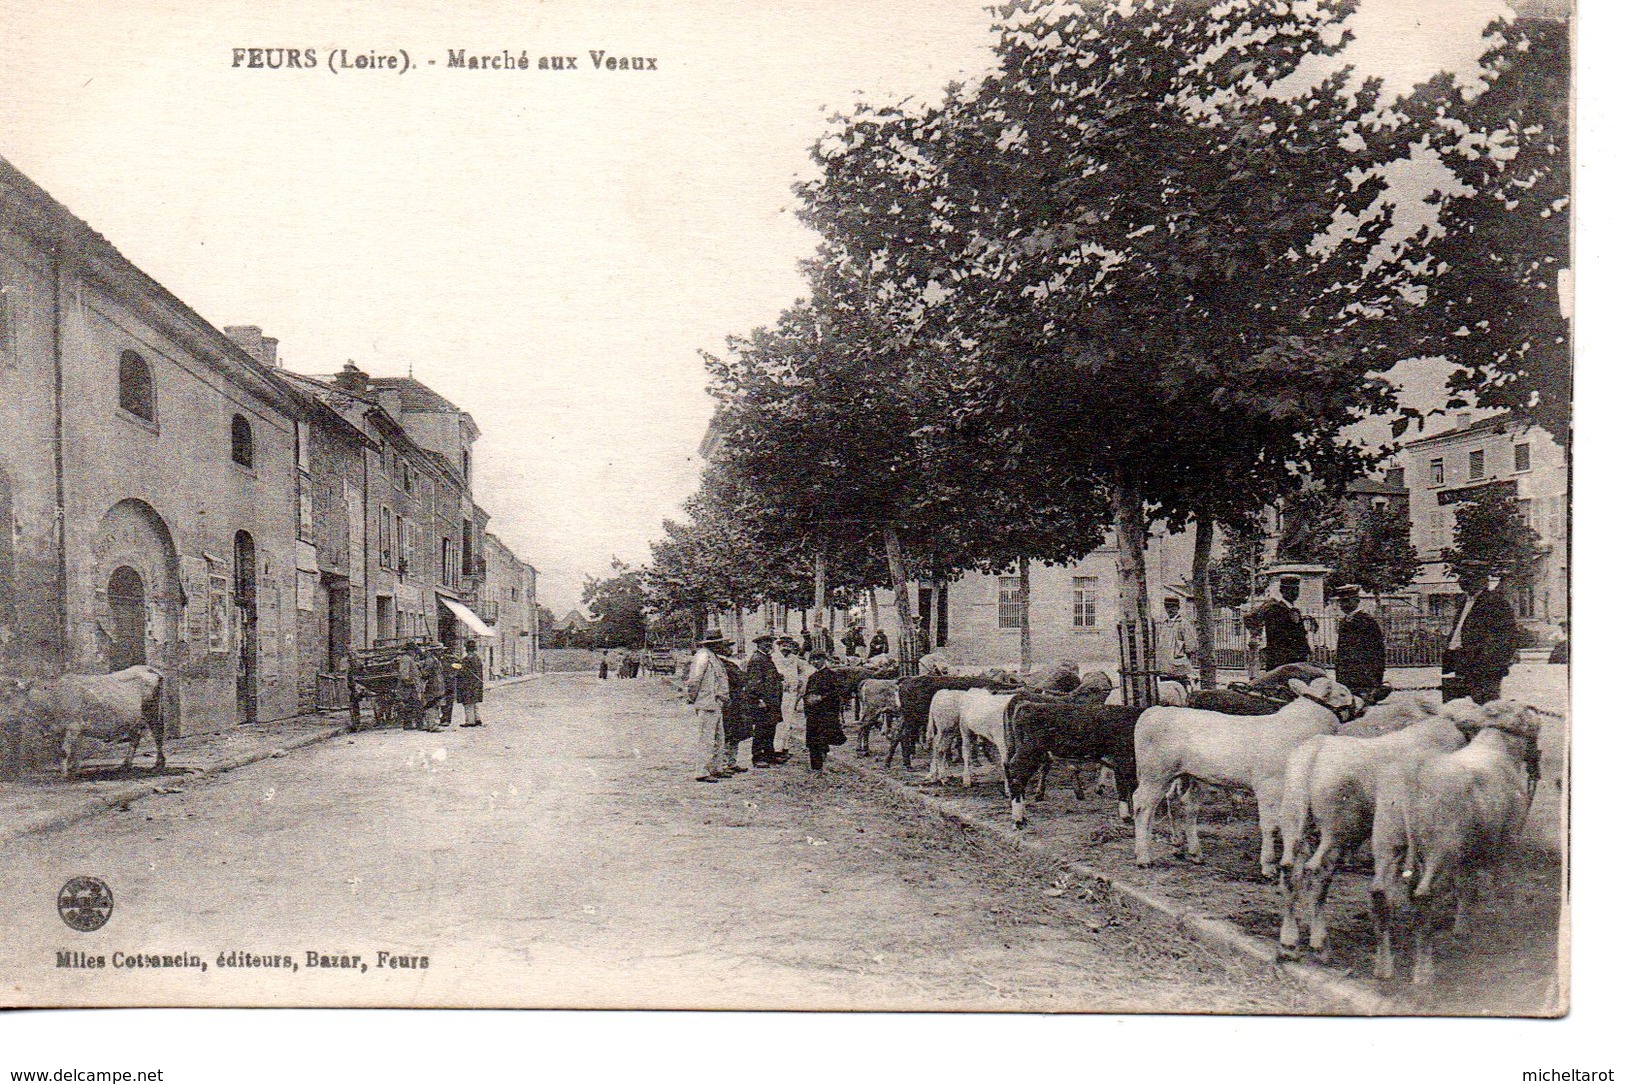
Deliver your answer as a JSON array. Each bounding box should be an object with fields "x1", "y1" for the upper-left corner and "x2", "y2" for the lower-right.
[{"x1": 0, "y1": 673, "x2": 1316, "y2": 1011}]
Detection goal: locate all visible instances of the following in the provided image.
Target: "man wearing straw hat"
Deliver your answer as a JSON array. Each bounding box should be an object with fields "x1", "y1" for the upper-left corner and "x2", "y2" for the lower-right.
[{"x1": 686, "y1": 629, "x2": 734, "y2": 782}]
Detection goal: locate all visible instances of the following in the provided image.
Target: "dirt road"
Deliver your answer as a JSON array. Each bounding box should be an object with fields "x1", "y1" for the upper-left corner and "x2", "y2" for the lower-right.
[{"x1": 0, "y1": 673, "x2": 1317, "y2": 1011}]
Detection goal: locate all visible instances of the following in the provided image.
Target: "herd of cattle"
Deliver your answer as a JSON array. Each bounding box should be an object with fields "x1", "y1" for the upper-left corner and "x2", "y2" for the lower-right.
[{"x1": 834, "y1": 660, "x2": 1549, "y2": 987}]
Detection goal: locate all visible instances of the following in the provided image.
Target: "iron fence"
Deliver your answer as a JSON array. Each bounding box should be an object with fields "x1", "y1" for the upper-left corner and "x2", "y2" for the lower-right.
[{"x1": 1207, "y1": 606, "x2": 1454, "y2": 669}]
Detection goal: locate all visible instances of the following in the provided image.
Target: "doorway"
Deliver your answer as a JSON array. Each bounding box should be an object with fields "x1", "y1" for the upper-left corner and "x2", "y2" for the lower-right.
[
  {"x1": 326, "y1": 584, "x2": 351, "y2": 671},
  {"x1": 107, "y1": 566, "x2": 147, "y2": 672}
]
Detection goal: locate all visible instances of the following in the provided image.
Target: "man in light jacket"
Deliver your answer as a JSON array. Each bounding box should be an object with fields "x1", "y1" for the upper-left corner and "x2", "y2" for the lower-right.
[{"x1": 686, "y1": 631, "x2": 734, "y2": 782}]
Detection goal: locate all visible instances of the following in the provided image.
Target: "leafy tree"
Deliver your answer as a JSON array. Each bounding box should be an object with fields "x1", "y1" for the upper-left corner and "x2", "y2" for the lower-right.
[
  {"x1": 1441, "y1": 490, "x2": 1543, "y2": 587},
  {"x1": 1209, "y1": 523, "x2": 1266, "y2": 611},
  {"x1": 1395, "y1": 17, "x2": 1570, "y2": 443},
  {"x1": 799, "y1": 0, "x2": 1432, "y2": 697},
  {"x1": 1329, "y1": 500, "x2": 1420, "y2": 595},
  {"x1": 581, "y1": 559, "x2": 649, "y2": 649},
  {"x1": 535, "y1": 606, "x2": 557, "y2": 648}
]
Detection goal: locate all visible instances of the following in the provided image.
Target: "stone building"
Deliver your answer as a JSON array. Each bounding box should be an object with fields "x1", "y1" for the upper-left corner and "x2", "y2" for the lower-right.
[
  {"x1": 479, "y1": 532, "x2": 538, "y2": 677},
  {"x1": 0, "y1": 156, "x2": 307, "y2": 731},
  {"x1": 1404, "y1": 413, "x2": 1568, "y2": 627},
  {"x1": 293, "y1": 365, "x2": 495, "y2": 656}
]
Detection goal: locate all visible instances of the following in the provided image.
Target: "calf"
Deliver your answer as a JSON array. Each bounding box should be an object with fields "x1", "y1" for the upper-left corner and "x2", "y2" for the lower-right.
[
  {"x1": 924, "y1": 689, "x2": 969, "y2": 783},
  {"x1": 1276, "y1": 698, "x2": 1481, "y2": 963},
  {"x1": 888, "y1": 675, "x2": 1015, "y2": 769},
  {"x1": 854, "y1": 678, "x2": 900, "y2": 756},
  {"x1": 1369, "y1": 701, "x2": 1542, "y2": 985},
  {"x1": 1132, "y1": 675, "x2": 1359, "y2": 878},
  {"x1": 1005, "y1": 702, "x2": 1143, "y2": 828},
  {"x1": 5, "y1": 666, "x2": 167, "y2": 777},
  {"x1": 941, "y1": 688, "x2": 1022, "y2": 790}
]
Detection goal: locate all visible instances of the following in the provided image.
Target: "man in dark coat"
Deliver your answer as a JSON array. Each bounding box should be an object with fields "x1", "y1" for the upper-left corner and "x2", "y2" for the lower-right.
[
  {"x1": 745, "y1": 634, "x2": 787, "y2": 767},
  {"x1": 720, "y1": 651, "x2": 751, "y2": 771},
  {"x1": 1444, "y1": 569, "x2": 1521, "y2": 703},
  {"x1": 1245, "y1": 580, "x2": 1312, "y2": 672},
  {"x1": 868, "y1": 628, "x2": 890, "y2": 659},
  {"x1": 1331, "y1": 585, "x2": 1385, "y2": 702},
  {"x1": 453, "y1": 639, "x2": 485, "y2": 727},
  {"x1": 800, "y1": 652, "x2": 848, "y2": 772}
]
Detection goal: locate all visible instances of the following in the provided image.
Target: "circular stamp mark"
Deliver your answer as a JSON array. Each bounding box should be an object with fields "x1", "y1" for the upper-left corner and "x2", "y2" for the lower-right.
[{"x1": 58, "y1": 877, "x2": 114, "y2": 932}]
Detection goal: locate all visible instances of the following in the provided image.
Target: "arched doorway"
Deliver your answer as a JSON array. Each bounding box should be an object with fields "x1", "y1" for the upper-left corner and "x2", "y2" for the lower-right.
[
  {"x1": 92, "y1": 499, "x2": 181, "y2": 731},
  {"x1": 106, "y1": 566, "x2": 147, "y2": 672},
  {"x1": 235, "y1": 531, "x2": 257, "y2": 724}
]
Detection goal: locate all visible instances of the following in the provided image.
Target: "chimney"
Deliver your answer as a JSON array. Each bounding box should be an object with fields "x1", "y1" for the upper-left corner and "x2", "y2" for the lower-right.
[
  {"x1": 1455, "y1": 411, "x2": 1474, "y2": 431},
  {"x1": 224, "y1": 325, "x2": 280, "y2": 368},
  {"x1": 334, "y1": 361, "x2": 371, "y2": 394}
]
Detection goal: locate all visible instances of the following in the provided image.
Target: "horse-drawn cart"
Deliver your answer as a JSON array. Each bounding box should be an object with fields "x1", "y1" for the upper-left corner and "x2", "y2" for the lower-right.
[{"x1": 344, "y1": 639, "x2": 449, "y2": 730}]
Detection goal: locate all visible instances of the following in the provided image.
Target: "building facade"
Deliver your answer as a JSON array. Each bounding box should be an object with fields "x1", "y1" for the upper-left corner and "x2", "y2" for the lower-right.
[
  {"x1": 480, "y1": 533, "x2": 538, "y2": 677},
  {"x1": 0, "y1": 157, "x2": 307, "y2": 732},
  {"x1": 1404, "y1": 413, "x2": 1568, "y2": 627}
]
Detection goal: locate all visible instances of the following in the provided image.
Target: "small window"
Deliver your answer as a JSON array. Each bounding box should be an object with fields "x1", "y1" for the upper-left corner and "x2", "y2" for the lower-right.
[
  {"x1": 1514, "y1": 443, "x2": 1531, "y2": 473},
  {"x1": 230, "y1": 414, "x2": 254, "y2": 467},
  {"x1": 462, "y1": 448, "x2": 471, "y2": 478},
  {"x1": 1468, "y1": 449, "x2": 1485, "y2": 480},
  {"x1": 378, "y1": 505, "x2": 392, "y2": 568},
  {"x1": 1518, "y1": 499, "x2": 1534, "y2": 528},
  {"x1": 1429, "y1": 458, "x2": 1444, "y2": 487},
  {"x1": 997, "y1": 576, "x2": 1023, "y2": 630},
  {"x1": 1072, "y1": 576, "x2": 1098, "y2": 628},
  {"x1": 1371, "y1": 498, "x2": 1388, "y2": 513},
  {"x1": 118, "y1": 350, "x2": 155, "y2": 422}
]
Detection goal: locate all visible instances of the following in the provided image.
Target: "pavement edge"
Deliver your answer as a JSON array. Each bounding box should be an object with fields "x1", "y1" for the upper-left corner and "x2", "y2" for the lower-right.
[{"x1": 834, "y1": 754, "x2": 1403, "y2": 1016}]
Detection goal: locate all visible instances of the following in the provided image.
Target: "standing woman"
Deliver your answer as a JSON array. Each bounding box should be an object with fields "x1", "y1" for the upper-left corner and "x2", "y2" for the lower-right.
[{"x1": 457, "y1": 639, "x2": 486, "y2": 727}]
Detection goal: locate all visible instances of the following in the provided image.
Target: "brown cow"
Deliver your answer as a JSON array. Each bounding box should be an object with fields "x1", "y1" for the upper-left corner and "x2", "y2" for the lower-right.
[{"x1": 1, "y1": 666, "x2": 166, "y2": 777}]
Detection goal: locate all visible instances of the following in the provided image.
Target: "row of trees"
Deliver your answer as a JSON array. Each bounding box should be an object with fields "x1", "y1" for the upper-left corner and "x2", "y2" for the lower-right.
[{"x1": 641, "y1": 0, "x2": 1567, "y2": 685}]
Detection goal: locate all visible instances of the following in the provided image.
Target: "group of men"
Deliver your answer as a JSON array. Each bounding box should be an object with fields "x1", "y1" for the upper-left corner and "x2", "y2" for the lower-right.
[
  {"x1": 686, "y1": 629, "x2": 851, "y2": 782},
  {"x1": 392, "y1": 639, "x2": 486, "y2": 731},
  {"x1": 1238, "y1": 570, "x2": 1521, "y2": 704}
]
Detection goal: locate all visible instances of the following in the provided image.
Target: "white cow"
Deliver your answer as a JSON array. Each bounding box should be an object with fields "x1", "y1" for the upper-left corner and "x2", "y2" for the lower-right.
[
  {"x1": 1276, "y1": 698, "x2": 1482, "y2": 963},
  {"x1": 924, "y1": 689, "x2": 968, "y2": 784},
  {"x1": 3, "y1": 666, "x2": 167, "y2": 777},
  {"x1": 1369, "y1": 700, "x2": 1542, "y2": 984},
  {"x1": 1132, "y1": 675, "x2": 1359, "y2": 878},
  {"x1": 948, "y1": 688, "x2": 1020, "y2": 789}
]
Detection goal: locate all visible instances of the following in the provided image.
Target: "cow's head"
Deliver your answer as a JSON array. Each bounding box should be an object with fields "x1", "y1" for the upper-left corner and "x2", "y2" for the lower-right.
[{"x1": 1287, "y1": 676, "x2": 1360, "y2": 722}]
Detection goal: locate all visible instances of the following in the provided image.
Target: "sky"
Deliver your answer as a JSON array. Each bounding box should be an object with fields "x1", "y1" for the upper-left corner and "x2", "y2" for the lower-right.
[{"x1": 0, "y1": 0, "x2": 1532, "y2": 612}]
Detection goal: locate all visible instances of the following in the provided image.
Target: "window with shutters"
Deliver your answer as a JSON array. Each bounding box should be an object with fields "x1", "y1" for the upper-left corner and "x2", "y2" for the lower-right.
[
  {"x1": 1429, "y1": 458, "x2": 1444, "y2": 487},
  {"x1": 1514, "y1": 443, "x2": 1531, "y2": 473},
  {"x1": 230, "y1": 414, "x2": 254, "y2": 468},
  {"x1": 1468, "y1": 449, "x2": 1485, "y2": 480},
  {"x1": 378, "y1": 505, "x2": 392, "y2": 569}
]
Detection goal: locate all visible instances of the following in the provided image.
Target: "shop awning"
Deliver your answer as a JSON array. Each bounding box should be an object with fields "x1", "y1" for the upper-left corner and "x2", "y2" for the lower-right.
[{"x1": 437, "y1": 593, "x2": 496, "y2": 638}]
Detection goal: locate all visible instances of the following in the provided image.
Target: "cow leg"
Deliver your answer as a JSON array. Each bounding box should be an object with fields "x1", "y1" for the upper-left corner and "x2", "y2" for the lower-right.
[
  {"x1": 151, "y1": 712, "x2": 166, "y2": 771},
  {"x1": 1371, "y1": 887, "x2": 1396, "y2": 981},
  {"x1": 1306, "y1": 846, "x2": 1341, "y2": 964},
  {"x1": 1172, "y1": 779, "x2": 1204, "y2": 863},
  {"x1": 1413, "y1": 895, "x2": 1437, "y2": 986},
  {"x1": 1132, "y1": 772, "x2": 1172, "y2": 867},
  {"x1": 1006, "y1": 745, "x2": 1045, "y2": 829},
  {"x1": 1113, "y1": 764, "x2": 1136, "y2": 824},
  {"x1": 1033, "y1": 756, "x2": 1048, "y2": 802},
  {"x1": 122, "y1": 723, "x2": 143, "y2": 771},
  {"x1": 960, "y1": 723, "x2": 974, "y2": 789},
  {"x1": 1255, "y1": 785, "x2": 1284, "y2": 880},
  {"x1": 1278, "y1": 861, "x2": 1303, "y2": 959}
]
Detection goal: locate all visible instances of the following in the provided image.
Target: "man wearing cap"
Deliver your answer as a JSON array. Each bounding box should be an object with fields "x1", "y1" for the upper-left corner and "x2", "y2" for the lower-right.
[
  {"x1": 800, "y1": 651, "x2": 848, "y2": 773},
  {"x1": 745, "y1": 633, "x2": 787, "y2": 767},
  {"x1": 867, "y1": 627, "x2": 890, "y2": 660},
  {"x1": 1157, "y1": 596, "x2": 1196, "y2": 682},
  {"x1": 686, "y1": 630, "x2": 734, "y2": 782},
  {"x1": 1443, "y1": 567, "x2": 1520, "y2": 703},
  {"x1": 1331, "y1": 585, "x2": 1386, "y2": 703}
]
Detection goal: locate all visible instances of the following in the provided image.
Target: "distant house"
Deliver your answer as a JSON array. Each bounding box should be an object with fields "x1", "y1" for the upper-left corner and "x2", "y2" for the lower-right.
[{"x1": 1403, "y1": 413, "x2": 1567, "y2": 626}]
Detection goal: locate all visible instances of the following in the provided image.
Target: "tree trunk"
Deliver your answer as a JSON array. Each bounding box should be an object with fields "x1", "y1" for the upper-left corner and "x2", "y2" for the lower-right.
[
  {"x1": 1018, "y1": 555, "x2": 1033, "y2": 672},
  {"x1": 733, "y1": 604, "x2": 745, "y2": 650},
  {"x1": 1110, "y1": 475, "x2": 1154, "y2": 706},
  {"x1": 882, "y1": 523, "x2": 916, "y2": 640},
  {"x1": 812, "y1": 544, "x2": 827, "y2": 627},
  {"x1": 1192, "y1": 514, "x2": 1217, "y2": 690},
  {"x1": 867, "y1": 588, "x2": 881, "y2": 638}
]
